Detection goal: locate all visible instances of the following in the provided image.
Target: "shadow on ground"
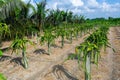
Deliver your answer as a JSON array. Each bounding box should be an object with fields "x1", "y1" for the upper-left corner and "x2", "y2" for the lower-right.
[
  {"x1": 51, "y1": 44, "x2": 61, "y2": 48},
  {"x1": 34, "y1": 49, "x2": 48, "y2": 55},
  {"x1": 0, "y1": 55, "x2": 12, "y2": 62},
  {"x1": 1, "y1": 47, "x2": 10, "y2": 52},
  {"x1": 59, "y1": 40, "x2": 71, "y2": 44},
  {"x1": 10, "y1": 57, "x2": 24, "y2": 67},
  {"x1": 52, "y1": 65, "x2": 78, "y2": 80}
]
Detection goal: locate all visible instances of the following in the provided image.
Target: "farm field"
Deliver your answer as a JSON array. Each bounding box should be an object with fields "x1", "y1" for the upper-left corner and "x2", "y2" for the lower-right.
[
  {"x1": 0, "y1": 27, "x2": 120, "y2": 80},
  {"x1": 0, "y1": 0, "x2": 120, "y2": 80}
]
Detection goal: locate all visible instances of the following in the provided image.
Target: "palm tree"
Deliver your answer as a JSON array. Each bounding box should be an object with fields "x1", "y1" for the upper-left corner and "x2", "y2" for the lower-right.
[
  {"x1": 46, "y1": 9, "x2": 62, "y2": 26},
  {"x1": 0, "y1": 0, "x2": 25, "y2": 39},
  {"x1": 31, "y1": 0, "x2": 46, "y2": 32},
  {"x1": 45, "y1": 9, "x2": 72, "y2": 28},
  {"x1": 0, "y1": 0, "x2": 24, "y2": 20},
  {"x1": 0, "y1": 0, "x2": 37, "y2": 39},
  {"x1": 16, "y1": 1, "x2": 37, "y2": 38},
  {"x1": 0, "y1": 22, "x2": 11, "y2": 44}
]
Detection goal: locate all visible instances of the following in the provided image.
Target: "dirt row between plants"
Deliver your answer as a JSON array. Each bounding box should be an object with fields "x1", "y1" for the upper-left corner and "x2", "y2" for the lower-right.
[
  {"x1": 111, "y1": 27, "x2": 120, "y2": 80},
  {"x1": 0, "y1": 33, "x2": 89, "y2": 80}
]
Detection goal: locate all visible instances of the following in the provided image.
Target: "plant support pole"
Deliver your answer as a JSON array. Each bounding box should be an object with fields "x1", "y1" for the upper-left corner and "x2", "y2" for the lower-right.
[
  {"x1": 61, "y1": 35, "x2": 64, "y2": 48},
  {"x1": 70, "y1": 32, "x2": 72, "y2": 43},
  {"x1": 22, "y1": 48, "x2": 28, "y2": 69},
  {"x1": 85, "y1": 52, "x2": 91, "y2": 80},
  {"x1": 48, "y1": 41, "x2": 50, "y2": 55}
]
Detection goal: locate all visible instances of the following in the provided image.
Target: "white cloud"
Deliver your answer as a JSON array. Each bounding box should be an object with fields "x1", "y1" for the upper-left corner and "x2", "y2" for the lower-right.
[
  {"x1": 84, "y1": 6, "x2": 95, "y2": 12},
  {"x1": 71, "y1": 7, "x2": 82, "y2": 14},
  {"x1": 101, "y1": 2, "x2": 111, "y2": 11},
  {"x1": 87, "y1": 0, "x2": 99, "y2": 7},
  {"x1": 101, "y1": 2, "x2": 119, "y2": 12},
  {"x1": 70, "y1": 0, "x2": 84, "y2": 7},
  {"x1": 46, "y1": 1, "x2": 62, "y2": 10},
  {"x1": 53, "y1": 2, "x2": 58, "y2": 10}
]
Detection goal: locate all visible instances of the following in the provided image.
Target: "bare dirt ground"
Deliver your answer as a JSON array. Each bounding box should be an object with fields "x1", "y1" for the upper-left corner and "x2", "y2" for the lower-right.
[
  {"x1": 111, "y1": 27, "x2": 120, "y2": 80},
  {"x1": 0, "y1": 27, "x2": 120, "y2": 80}
]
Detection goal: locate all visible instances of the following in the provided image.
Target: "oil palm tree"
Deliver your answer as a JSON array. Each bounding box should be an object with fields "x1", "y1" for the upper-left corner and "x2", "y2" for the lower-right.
[
  {"x1": 0, "y1": 0, "x2": 37, "y2": 39},
  {"x1": 31, "y1": 0, "x2": 46, "y2": 32},
  {"x1": 0, "y1": 23, "x2": 11, "y2": 45},
  {"x1": 0, "y1": 0, "x2": 25, "y2": 39},
  {"x1": 45, "y1": 9, "x2": 64, "y2": 29},
  {"x1": 0, "y1": 0, "x2": 24, "y2": 20},
  {"x1": 15, "y1": 0, "x2": 36, "y2": 38}
]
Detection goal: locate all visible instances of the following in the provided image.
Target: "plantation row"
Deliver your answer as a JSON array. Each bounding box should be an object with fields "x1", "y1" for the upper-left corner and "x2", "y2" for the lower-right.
[{"x1": 67, "y1": 25, "x2": 111, "y2": 80}]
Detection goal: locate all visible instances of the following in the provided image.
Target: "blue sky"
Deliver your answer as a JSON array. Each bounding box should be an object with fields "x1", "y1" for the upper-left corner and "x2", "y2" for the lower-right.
[{"x1": 22, "y1": 0, "x2": 120, "y2": 19}]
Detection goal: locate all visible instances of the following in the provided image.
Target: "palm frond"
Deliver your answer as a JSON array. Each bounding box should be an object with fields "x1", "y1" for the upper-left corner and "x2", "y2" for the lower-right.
[{"x1": 0, "y1": 0, "x2": 25, "y2": 20}]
